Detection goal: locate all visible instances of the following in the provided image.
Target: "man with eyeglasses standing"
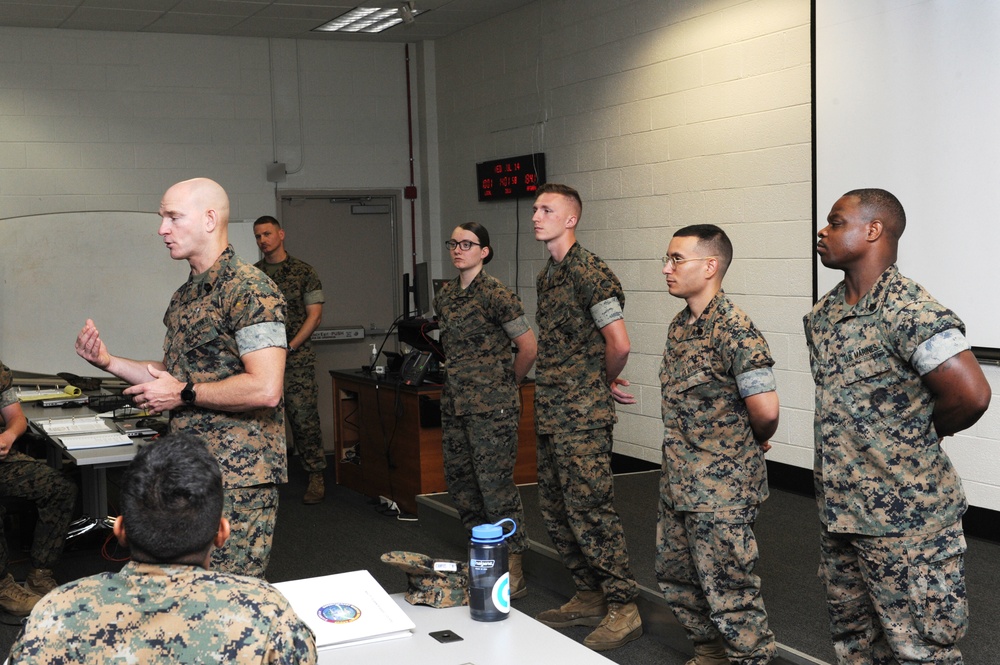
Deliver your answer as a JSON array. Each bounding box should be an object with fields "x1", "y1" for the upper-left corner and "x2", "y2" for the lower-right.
[
  {"x1": 657, "y1": 224, "x2": 778, "y2": 665},
  {"x1": 806, "y1": 189, "x2": 990, "y2": 662},
  {"x1": 531, "y1": 183, "x2": 642, "y2": 651}
]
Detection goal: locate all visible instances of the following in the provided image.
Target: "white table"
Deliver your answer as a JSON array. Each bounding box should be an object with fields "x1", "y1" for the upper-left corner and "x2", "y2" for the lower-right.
[{"x1": 318, "y1": 593, "x2": 615, "y2": 665}]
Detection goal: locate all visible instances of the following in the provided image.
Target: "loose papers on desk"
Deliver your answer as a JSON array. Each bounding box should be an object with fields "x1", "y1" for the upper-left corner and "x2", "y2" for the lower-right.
[
  {"x1": 273, "y1": 570, "x2": 415, "y2": 650},
  {"x1": 34, "y1": 415, "x2": 133, "y2": 449},
  {"x1": 58, "y1": 432, "x2": 133, "y2": 450}
]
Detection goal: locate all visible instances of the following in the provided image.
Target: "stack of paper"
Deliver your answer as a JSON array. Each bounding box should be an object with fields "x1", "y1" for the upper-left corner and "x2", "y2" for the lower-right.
[
  {"x1": 273, "y1": 570, "x2": 415, "y2": 650},
  {"x1": 58, "y1": 432, "x2": 133, "y2": 450}
]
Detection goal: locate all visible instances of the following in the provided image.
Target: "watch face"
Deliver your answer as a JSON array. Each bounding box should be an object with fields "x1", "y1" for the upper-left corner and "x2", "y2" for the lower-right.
[{"x1": 182, "y1": 384, "x2": 195, "y2": 403}]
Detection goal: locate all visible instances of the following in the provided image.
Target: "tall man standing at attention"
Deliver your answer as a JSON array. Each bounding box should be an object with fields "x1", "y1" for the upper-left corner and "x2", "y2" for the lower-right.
[
  {"x1": 254, "y1": 215, "x2": 327, "y2": 505},
  {"x1": 75, "y1": 177, "x2": 288, "y2": 578},
  {"x1": 531, "y1": 183, "x2": 642, "y2": 652},
  {"x1": 658, "y1": 224, "x2": 778, "y2": 665},
  {"x1": 806, "y1": 188, "x2": 990, "y2": 663}
]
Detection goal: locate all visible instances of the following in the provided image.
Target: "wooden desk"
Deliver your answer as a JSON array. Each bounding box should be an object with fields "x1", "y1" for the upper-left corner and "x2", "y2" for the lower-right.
[{"x1": 330, "y1": 370, "x2": 537, "y2": 515}]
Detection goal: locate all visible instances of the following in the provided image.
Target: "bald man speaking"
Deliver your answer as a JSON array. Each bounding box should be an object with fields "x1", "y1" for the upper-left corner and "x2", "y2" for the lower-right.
[{"x1": 75, "y1": 177, "x2": 288, "y2": 578}]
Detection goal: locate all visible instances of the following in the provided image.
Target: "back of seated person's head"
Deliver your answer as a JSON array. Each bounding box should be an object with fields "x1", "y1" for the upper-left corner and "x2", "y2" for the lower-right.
[{"x1": 119, "y1": 433, "x2": 223, "y2": 564}]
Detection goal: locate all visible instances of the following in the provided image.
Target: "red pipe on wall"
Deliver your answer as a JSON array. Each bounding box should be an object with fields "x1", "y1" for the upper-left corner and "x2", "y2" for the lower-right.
[{"x1": 404, "y1": 43, "x2": 417, "y2": 278}]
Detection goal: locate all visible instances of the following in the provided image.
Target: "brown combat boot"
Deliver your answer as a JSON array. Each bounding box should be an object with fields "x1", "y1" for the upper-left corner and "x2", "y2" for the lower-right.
[
  {"x1": 535, "y1": 590, "x2": 607, "y2": 628},
  {"x1": 686, "y1": 636, "x2": 729, "y2": 665},
  {"x1": 0, "y1": 574, "x2": 42, "y2": 617},
  {"x1": 25, "y1": 568, "x2": 58, "y2": 596},
  {"x1": 509, "y1": 552, "x2": 527, "y2": 599},
  {"x1": 583, "y1": 601, "x2": 643, "y2": 651},
  {"x1": 303, "y1": 473, "x2": 325, "y2": 504}
]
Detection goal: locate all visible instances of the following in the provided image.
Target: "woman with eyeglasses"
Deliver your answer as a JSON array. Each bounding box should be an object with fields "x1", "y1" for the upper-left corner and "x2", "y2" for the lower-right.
[{"x1": 434, "y1": 222, "x2": 537, "y2": 600}]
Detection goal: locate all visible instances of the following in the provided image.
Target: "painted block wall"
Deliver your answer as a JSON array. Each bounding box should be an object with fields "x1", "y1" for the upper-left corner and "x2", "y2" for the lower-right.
[{"x1": 0, "y1": 28, "x2": 414, "y2": 228}]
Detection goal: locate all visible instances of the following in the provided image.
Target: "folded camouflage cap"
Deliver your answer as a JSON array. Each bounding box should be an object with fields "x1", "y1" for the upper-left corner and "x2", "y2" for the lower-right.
[{"x1": 380, "y1": 551, "x2": 469, "y2": 608}]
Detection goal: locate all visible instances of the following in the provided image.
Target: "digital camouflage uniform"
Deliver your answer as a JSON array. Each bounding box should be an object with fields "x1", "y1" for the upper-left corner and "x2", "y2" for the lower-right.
[
  {"x1": 256, "y1": 254, "x2": 326, "y2": 475},
  {"x1": 164, "y1": 246, "x2": 287, "y2": 578},
  {"x1": 0, "y1": 362, "x2": 76, "y2": 575},
  {"x1": 657, "y1": 291, "x2": 776, "y2": 664},
  {"x1": 534, "y1": 242, "x2": 637, "y2": 605},
  {"x1": 804, "y1": 265, "x2": 971, "y2": 664},
  {"x1": 8, "y1": 561, "x2": 317, "y2": 664},
  {"x1": 435, "y1": 271, "x2": 530, "y2": 553}
]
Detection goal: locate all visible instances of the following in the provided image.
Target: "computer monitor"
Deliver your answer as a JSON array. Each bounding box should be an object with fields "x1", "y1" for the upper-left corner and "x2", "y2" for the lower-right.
[
  {"x1": 402, "y1": 262, "x2": 432, "y2": 320},
  {"x1": 413, "y1": 262, "x2": 430, "y2": 317}
]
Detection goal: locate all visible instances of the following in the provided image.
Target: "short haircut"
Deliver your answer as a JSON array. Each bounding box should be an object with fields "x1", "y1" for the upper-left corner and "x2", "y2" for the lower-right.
[
  {"x1": 843, "y1": 188, "x2": 906, "y2": 239},
  {"x1": 536, "y1": 183, "x2": 583, "y2": 220},
  {"x1": 253, "y1": 215, "x2": 281, "y2": 228},
  {"x1": 458, "y1": 221, "x2": 493, "y2": 264},
  {"x1": 673, "y1": 224, "x2": 734, "y2": 276},
  {"x1": 120, "y1": 433, "x2": 223, "y2": 563}
]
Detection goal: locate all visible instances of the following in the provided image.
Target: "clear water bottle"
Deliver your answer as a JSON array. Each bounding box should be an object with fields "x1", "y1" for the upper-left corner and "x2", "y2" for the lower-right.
[
  {"x1": 469, "y1": 518, "x2": 516, "y2": 622},
  {"x1": 368, "y1": 343, "x2": 378, "y2": 372}
]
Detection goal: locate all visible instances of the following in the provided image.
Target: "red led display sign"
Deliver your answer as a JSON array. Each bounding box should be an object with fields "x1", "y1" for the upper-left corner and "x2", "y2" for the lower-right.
[{"x1": 476, "y1": 153, "x2": 546, "y2": 201}]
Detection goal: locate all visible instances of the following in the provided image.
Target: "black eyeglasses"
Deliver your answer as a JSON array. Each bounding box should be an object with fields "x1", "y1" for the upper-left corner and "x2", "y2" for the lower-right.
[{"x1": 445, "y1": 240, "x2": 482, "y2": 251}]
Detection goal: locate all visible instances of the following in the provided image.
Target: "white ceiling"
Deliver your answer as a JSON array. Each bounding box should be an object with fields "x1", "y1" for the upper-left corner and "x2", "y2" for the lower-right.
[{"x1": 0, "y1": 0, "x2": 537, "y2": 42}]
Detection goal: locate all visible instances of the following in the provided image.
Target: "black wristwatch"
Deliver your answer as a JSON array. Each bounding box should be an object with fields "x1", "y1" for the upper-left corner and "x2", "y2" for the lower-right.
[{"x1": 181, "y1": 381, "x2": 197, "y2": 405}]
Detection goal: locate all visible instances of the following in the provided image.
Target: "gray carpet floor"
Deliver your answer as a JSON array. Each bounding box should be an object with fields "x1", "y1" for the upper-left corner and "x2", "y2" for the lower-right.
[{"x1": 422, "y1": 470, "x2": 1000, "y2": 665}]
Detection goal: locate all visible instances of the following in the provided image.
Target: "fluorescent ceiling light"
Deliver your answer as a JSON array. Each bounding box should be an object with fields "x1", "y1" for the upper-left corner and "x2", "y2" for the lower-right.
[{"x1": 314, "y1": 6, "x2": 425, "y2": 34}]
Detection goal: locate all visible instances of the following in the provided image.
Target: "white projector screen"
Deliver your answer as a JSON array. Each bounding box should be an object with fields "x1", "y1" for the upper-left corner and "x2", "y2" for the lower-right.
[{"x1": 815, "y1": 0, "x2": 1000, "y2": 356}]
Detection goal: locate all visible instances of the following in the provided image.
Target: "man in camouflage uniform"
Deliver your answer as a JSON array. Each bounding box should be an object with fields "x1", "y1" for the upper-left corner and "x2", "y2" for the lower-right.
[
  {"x1": 435, "y1": 221, "x2": 537, "y2": 598},
  {"x1": 254, "y1": 216, "x2": 327, "y2": 505},
  {"x1": 8, "y1": 432, "x2": 317, "y2": 664},
  {"x1": 0, "y1": 360, "x2": 76, "y2": 615},
  {"x1": 657, "y1": 225, "x2": 778, "y2": 665},
  {"x1": 76, "y1": 177, "x2": 288, "y2": 579},
  {"x1": 805, "y1": 189, "x2": 991, "y2": 664},
  {"x1": 530, "y1": 183, "x2": 642, "y2": 651}
]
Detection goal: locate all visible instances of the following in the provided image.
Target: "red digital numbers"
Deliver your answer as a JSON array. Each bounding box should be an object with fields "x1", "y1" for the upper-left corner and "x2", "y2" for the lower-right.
[{"x1": 476, "y1": 153, "x2": 546, "y2": 201}]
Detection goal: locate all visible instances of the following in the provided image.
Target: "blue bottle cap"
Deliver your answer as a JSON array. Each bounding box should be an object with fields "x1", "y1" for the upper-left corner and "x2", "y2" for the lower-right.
[
  {"x1": 471, "y1": 518, "x2": 516, "y2": 543},
  {"x1": 471, "y1": 523, "x2": 503, "y2": 542}
]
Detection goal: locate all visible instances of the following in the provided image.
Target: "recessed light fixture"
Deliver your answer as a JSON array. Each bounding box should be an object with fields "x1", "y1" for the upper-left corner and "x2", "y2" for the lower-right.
[{"x1": 313, "y1": 4, "x2": 425, "y2": 34}]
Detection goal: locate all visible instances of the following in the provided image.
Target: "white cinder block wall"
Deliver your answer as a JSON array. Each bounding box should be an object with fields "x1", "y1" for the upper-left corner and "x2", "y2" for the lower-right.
[
  {"x1": 0, "y1": 28, "x2": 416, "y2": 244},
  {"x1": 428, "y1": 0, "x2": 1000, "y2": 511}
]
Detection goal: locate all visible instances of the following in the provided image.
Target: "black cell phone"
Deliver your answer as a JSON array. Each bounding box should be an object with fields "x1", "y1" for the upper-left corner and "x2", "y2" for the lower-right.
[{"x1": 429, "y1": 629, "x2": 463, "y2": 643}]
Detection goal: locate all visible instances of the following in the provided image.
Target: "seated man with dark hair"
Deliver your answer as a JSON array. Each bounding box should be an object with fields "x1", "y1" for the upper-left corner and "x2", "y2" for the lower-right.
[{"x1": 9, "y1": 433, "x2": 317, "y2": 664}]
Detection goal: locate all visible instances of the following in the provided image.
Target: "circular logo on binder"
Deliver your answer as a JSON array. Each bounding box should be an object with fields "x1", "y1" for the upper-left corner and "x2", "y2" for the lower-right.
[{"x1": 317, "y1": 603, "x2": 362, "y2": 624}]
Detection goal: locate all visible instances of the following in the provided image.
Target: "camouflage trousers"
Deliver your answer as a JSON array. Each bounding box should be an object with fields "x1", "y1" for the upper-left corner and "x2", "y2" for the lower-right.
[
  {"x1": 536, "y1": 426, "x2": 637, "y2": 604},
  {"x1": 284, "y1": 365, "x2": 326, "y2": 474},
  {"x1": 211, "y1": 485, "x2": 278, "y2": 579},
  {"x1": 0, "y1": 452, "x2": 76, "y2": 572},
  {"x1": 441, "y1": 407, "x2": 527, "y2": 553},
  {"x1": 819, "y1": 523, "x2": 968, "y2": 665},
  {"x1": 656, "y1": 501, "x2": 775, "y2": 664}
]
